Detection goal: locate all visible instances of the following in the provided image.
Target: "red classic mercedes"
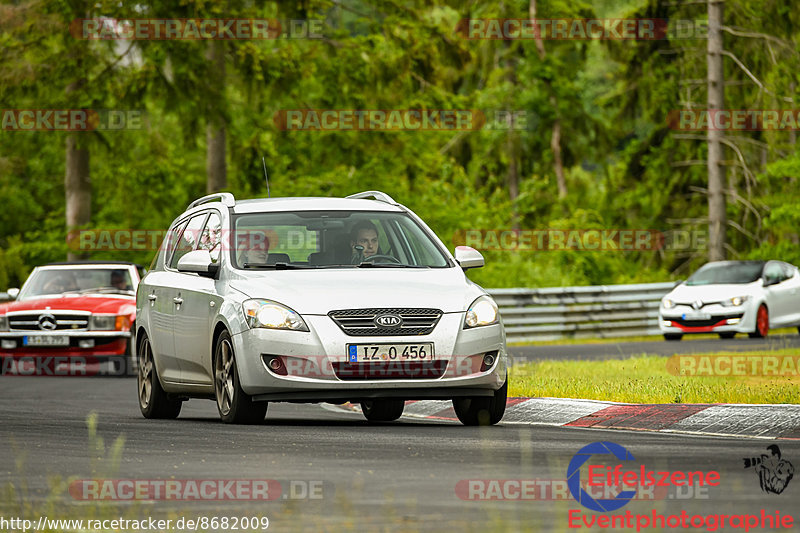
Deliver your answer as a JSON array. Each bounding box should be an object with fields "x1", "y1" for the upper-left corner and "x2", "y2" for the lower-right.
[{"x1": 0, "y1": 262, "x2": 141, "y2": 375}]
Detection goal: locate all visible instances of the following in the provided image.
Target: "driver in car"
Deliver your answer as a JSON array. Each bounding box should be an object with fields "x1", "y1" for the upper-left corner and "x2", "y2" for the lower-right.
[{"x1": 350, "y1": 221, "x2": 381, "y2": 263}]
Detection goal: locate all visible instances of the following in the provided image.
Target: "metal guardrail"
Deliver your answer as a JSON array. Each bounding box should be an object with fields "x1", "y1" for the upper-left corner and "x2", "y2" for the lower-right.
[{"x1": 487, "y1": 282, "x2": 678, "y2": 343}]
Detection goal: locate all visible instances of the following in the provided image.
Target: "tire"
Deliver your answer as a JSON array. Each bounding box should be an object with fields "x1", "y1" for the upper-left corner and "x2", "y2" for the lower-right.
[
  {"x1": 718, "y1": 332, "x2": 736, "y2": 339},
  {"x1": 453, "y1": 379, "x2": 507, "y2": 426},
  {"x1": 663, "y1": 334, "x2": 683, "y2": 341},
  {"x1": 214, "y1": 330, "x2": 268, "y2": 424},
  {"x1": 748, "y1": 304, "x2": 769, "y2": 338},
  {"x1": 361, "y1": 399, "x2": 405, "y2": 422},
  {"x1": 138, "y1": 332, "x2": 182, "y2": 419}
]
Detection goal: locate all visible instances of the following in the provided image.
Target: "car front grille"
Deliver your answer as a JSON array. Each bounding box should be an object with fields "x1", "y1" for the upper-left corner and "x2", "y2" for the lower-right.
[
  {"x1": 8, "y1": 312, "x2": 90, "y2": 331},
  {"x1": 328, "y1": 308, "x2": 443, "y2": 336},
  {"x1": 332, "y1": 360, "x2": 447, "y2": 380}
]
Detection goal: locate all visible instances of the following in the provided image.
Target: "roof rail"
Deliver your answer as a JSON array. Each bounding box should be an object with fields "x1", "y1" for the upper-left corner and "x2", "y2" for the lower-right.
[
  {"x1": 187, "y1": 192, "x2": 236, "y2": 210},
  {"x1": 346, "y1": 190, "x2": 397, "y2": 204}
]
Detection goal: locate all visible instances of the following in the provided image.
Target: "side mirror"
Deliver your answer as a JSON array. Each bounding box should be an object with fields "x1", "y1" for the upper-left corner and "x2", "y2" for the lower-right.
[
  {"x1": 762, "y1": 276, "x2": 778, "y2": 287},
  {"x1": 177, "y1": 250, "x2": 219, "y2": 278},
  {"x1": 454, "y1": 246, "x2": 484, "y2": 270},
  {"x1": 6, "y1": 288, "x2": 19, "y2": 300}
]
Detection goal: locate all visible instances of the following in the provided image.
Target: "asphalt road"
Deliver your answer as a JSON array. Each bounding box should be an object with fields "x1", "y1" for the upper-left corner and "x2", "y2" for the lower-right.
[
  {"x1": 509, "y1": 333, "x2": 800, "y2": 362},
  {"x1": 1, "y1": 377, "x2": 798, "y2": 532}
]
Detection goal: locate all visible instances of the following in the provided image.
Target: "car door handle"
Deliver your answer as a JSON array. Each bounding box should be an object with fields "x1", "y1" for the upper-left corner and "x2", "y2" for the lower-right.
[
  {"x1": 148, "y1": 294, "x2": 157, "y2": 301},
  {"x1": 173, "y1": 297, "x2": 184, "y2": 305}
]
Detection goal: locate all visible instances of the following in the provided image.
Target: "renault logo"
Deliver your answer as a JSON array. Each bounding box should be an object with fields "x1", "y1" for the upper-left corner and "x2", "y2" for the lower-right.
[
  {"x1": 38, "y1": 313, "x2": 57, "y2": 331},
  {"x1": 375, "y1": 314, "x2": 402, "y2": 327},
  {"x1": 692, "y1": 300, "x2": 703, "y2": 310}
]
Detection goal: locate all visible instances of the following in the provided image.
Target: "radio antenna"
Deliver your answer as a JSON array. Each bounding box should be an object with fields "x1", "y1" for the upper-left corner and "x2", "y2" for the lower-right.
[{"x1": 262, "y1": 157, "x2": 271, "y2": 198}]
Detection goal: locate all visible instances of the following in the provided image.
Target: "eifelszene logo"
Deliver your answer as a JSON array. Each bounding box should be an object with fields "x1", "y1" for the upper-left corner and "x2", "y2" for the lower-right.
[
  {"x1": 743, "y1": 445, "x2": 794, "y2": 495},
  {"x1": 567, "y1": 441, "x2": 637, "y2": 512}
]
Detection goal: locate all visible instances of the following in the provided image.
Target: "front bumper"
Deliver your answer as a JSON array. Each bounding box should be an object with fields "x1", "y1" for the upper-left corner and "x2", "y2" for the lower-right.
[
  {"x1": 659, "y1": 302, "x2": 756, "y2": 334},
  {"x1": 0, "y1": 330, "x2": 130, "y2": 357},
  {"x1": 230, "y1": 313, "x2": 507, "y2": 400}
]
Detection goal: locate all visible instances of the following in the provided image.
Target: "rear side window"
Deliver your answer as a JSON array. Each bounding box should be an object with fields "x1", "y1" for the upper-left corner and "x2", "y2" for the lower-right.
[{"x1": 169, "y1": 213, "x2": 208, "y2": 270}]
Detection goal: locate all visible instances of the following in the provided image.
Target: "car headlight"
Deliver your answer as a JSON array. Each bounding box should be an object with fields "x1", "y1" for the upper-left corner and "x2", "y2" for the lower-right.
[
  {"x1": 0, "y1": 315, "x2": 7, "y2": 331},
  {"x1": 721, "y1": 295, "x2": 750, "y2": 307},
  {"x1": 465, "y1": 295, "x2": 499, "y2": 328},
  {"x1": 662, "y1": 298, "x2": 676, "y2": 309},
  {"x1": 89, "y1": 315, "x2": 130, "y2": 331},
  {"x1": 242, "y1": 300, "x2": 308, "y2": 331}
]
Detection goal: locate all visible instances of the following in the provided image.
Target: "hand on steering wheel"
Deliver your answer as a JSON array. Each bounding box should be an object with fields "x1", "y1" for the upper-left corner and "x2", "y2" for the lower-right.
[{"x1": 360, "y1": 254, "x2": 401, "y2": 264}]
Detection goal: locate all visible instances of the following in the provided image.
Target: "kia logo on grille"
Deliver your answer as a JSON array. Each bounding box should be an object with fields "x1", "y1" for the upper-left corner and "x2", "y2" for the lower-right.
[
  {"x1": 375, "y1": 314, "x2": 402, "y2": 327},
  {"x1": 38, "y1": 313, "x2": 57, "y2": 331}
]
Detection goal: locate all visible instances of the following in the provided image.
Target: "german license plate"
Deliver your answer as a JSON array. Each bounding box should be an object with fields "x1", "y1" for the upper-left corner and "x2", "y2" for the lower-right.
[
  {"x1": 348, "y1": 343, "x2": 434, "y2": 362},
  {"x1": 23, "y1": 335, "x2": 69, "y2": 347},
  {"x1": 682, "y1": 312, "x2": 712, "y2": 320}
]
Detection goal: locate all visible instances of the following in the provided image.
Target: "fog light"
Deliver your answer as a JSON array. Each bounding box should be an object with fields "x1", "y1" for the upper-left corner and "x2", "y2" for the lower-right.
[
  {"x1": 480, "y1": 352, "x2": 498, "y2": 372},
  {"x1": 263, "y1": 355, "x2": 287, "y2": 376},
  {"x1": 661, "y1": 320, "x2": 672, "y2": 327},
  {"x1": 1, "y1": 340, "x2": 16, "y2": 349},
  {"x1": 79, "y1": 339, "x2": 95, "y2": 349},
  {"x1": 726, "y1": 318, "x2": 740, "y2": 325}
]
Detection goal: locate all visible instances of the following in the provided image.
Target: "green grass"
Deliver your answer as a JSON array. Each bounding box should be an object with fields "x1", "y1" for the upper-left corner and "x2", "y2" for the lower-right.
[{"x1": 508, "y1": 350, "x2": 800, "y2": 403}]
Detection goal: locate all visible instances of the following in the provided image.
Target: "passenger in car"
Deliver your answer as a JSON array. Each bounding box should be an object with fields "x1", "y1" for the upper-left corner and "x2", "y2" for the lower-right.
[{"x1": 110, "y1": 270, "x2": 131, "y2": 290}]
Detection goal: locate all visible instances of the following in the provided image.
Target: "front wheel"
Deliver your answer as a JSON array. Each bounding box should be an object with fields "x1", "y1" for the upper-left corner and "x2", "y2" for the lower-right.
[
  {"x1": 214, "y1": 331, "x2": 268, "y2": 424},
  {"x1": 138, "y1": 332, "x2": 182, "y2": 419},
  {"x1": 748, "y1": 305, "x2": 769, "y2": 338},
  {"x1": 361, "y1": 399, "x2": 405, "y2": 422},
  {"x1": 453, "y1": 379, "x2": 507, "y2": 426}
]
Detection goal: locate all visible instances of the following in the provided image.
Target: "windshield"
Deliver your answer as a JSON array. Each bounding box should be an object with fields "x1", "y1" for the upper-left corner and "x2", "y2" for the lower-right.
[
  {"x1": 230, "y1": 211, "x2": 450, "y2": 269},
  {"x1": 686, "y1": 262, "x2": 764, "y2": 286},
  {"x1": 19, "y1": 268, "x2": 135, "y2": 298}
]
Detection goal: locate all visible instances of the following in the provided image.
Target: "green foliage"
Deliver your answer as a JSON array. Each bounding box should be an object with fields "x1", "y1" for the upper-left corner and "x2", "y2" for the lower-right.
[{"x1": 0, "y1": 0, "x2": 798, "y2": 288}]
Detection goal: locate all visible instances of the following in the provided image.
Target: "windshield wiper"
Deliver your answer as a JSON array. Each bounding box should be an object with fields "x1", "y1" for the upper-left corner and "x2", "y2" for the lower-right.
[
  {"x1": 74, "y1": 287, "x2": 133, "y2": 294},
  {"x1": 355, "y1": 262, "x2": 427, "y2": 268},
  {"x1": 242, "y1": 262, "x2": 310, "y2": 270}
]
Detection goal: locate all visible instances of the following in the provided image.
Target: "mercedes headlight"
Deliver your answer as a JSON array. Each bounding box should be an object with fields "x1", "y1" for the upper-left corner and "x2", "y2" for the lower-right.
[
  {"x1": 662, "y1": 298, "x2": 676, "y2": 309},
  {"x1": 0, "y1": 315, "x2": 7, "y2": 331},
  {"x1": 242, "y1": 300, "x2": 308, "y2": 331},
  {"x1": 465, "y1": 295, "x2": 499, "y2": 328},
  {"x1": 90, "y1": 315, "x2": 116, "y2": 330},
  {"x1": 721, "y1": 295, "x2": 750, "y2": 307}
]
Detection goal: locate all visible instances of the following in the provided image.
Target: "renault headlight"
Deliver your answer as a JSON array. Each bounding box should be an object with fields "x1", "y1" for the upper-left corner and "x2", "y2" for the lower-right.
[
  {"x1": 242, "y1": 300, "x2": 308, "y2": 331},
  {"x1": 721, "y1": 295, "x2": 750, "y2": 307},
  {"x1": 662, "y1": 298, "x2": 676, "y2": 309},
  {"x1": 465, "y1": 295, "x2": 499, "y2": 328}
]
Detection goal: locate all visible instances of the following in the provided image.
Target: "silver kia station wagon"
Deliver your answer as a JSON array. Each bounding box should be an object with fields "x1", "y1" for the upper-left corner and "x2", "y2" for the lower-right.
[{"x1": 135, "y1": 191, "x2": 507, "y2": 425}]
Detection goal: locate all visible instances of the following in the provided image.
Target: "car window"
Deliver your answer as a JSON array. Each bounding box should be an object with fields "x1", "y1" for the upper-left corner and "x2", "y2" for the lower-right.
[
  {"x1": 781, "y1": 263, "x2": 796, "y2": 279},
  {"x1": 20, "y1": 268, "x2": 134, "y2": 298},
  {"x1": 686, "y1": 262, "x2": 764, "y2": 285},
  {"x1": 763, "y1": 262, "x2": 785, "y2": 284},
  {"x1": 169, "y1": 213, "x2": 209, "y2": 270},
  {"x1": 199, "y1": 212, "x2": 222, "y2": 263},
  {"x1": 231, "y1": 211, "x2": 449, "y2": 268}
]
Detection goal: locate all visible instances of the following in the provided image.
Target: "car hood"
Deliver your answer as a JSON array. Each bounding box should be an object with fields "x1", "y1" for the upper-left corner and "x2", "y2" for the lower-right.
[
  {"x1": 0, "y1": 295, "x2": 136, "y2": 316},
  {"x1": 227, "y1": 268, "x2": 485, "y2": 314},
  {"x1": 666, "y1": 281, "x2": 760, "y2": 303}
]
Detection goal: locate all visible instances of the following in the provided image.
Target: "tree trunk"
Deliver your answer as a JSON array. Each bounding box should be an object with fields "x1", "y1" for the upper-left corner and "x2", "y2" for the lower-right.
[
  {"x1": 206, "y1": 40, "x2": 227, "y2": 193},
  {"x1": 531, "y1": 0, "x2": 566, "y2": 198},
  {"x1": 707, "y1": 0, "x2": 726, "y2": 261},
  {"x1": 507, "y1": 131, "x2": 519, "y2": 230},
  {"x1": 65, "y1": 134, "x2": 90, "y2": 261}
]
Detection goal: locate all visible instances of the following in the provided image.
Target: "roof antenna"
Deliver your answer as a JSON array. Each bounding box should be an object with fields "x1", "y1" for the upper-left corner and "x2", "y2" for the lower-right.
[{"x1": 262, "y1": 156, "x2": 271, "y2": 198}]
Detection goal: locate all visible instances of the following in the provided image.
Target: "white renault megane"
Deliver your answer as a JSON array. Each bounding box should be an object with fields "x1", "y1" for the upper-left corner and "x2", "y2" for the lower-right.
[
  {"x1": 135, "y1": 191, "x2": 507, "y2": 425},
  {"x1": 659, "y1": 260, "x2": 800, "y2": 340}
]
